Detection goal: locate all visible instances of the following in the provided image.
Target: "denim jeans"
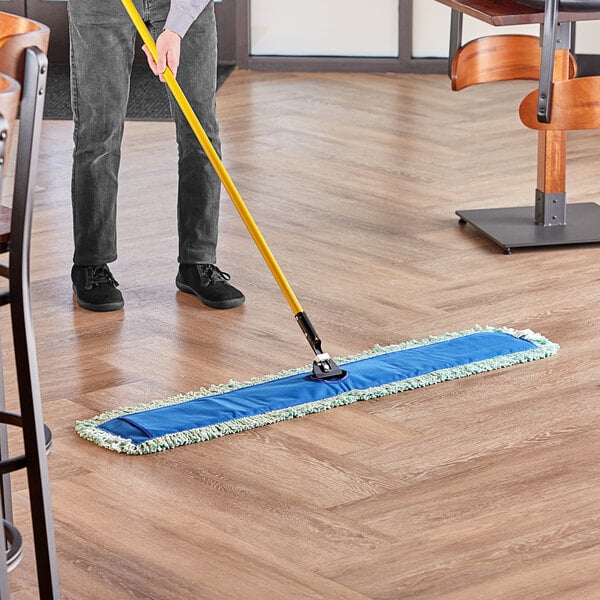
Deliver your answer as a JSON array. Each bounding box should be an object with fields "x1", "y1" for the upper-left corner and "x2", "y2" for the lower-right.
[{"x1": 68, "y1": 0, "x2": 221, "y2": 266}]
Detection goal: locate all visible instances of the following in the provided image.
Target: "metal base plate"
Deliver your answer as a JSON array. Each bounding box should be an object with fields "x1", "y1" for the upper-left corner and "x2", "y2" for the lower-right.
[{"x1": 456, "y1": 203, "x2": 600, "y2": 253}]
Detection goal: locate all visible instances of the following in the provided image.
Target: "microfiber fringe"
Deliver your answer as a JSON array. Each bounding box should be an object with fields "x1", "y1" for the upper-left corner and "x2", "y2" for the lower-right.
[{"x1": 75, "y1": 326, "x2": 559, "y2": 454}]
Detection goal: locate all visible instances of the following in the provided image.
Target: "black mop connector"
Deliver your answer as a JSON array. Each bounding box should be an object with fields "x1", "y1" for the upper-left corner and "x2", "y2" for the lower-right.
[{"x1": 295, "y1": 311, "x2": 347, "y2": 381}]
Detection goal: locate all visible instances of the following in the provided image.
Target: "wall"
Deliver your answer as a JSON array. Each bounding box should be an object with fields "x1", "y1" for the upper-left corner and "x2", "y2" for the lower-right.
[
  {"x1": 250, "y1": 0, "x2": 399, "y2": 57},
  {"x1": 249, "y1": 0, "x2": 600, "y2": 58}
]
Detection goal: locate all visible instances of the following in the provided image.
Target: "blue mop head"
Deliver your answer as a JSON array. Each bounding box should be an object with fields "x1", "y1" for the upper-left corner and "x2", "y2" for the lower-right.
[{"x1": 75, "y1": 326, "x2": 558, "y2": 455}]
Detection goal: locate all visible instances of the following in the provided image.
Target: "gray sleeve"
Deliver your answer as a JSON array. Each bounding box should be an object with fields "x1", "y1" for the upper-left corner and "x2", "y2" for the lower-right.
[{"x1": 165, "y1": 0, "x2": 211, "y2": 38}]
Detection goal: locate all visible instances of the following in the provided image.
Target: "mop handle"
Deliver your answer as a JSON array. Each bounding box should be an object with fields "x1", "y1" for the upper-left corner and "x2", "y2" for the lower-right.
[{"x1": 120, "y1": 0, "x2": 303, "y2": 316}]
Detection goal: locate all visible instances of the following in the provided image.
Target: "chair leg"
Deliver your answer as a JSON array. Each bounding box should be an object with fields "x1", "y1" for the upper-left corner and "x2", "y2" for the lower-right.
[{"x1": 10, "y1": 47, "x2": 61, "y2": 599}]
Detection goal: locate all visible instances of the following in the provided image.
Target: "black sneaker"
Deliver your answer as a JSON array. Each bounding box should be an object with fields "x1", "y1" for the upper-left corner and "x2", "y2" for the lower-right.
[
  {"x1": 71, "y1": 264, "x2": 124, "y2": 312},
  {"x1": 176, "y1": 264, "x2": 245, "y2": 309}
]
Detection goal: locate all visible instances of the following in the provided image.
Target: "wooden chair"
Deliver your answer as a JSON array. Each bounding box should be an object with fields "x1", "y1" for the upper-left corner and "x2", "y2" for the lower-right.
[
  {"x1": 436, "y1": 0, "x2": 600, "y2": 252},
  {"x1": 516, "y1": 0, "x2": 600, "y2": 121},
  {"x1": 518, "y1": 3, "x2": 600, "y2": 228},
  {"x1": 0, "y1": 11, "x2": 49, "y2": 83},
  {"x1": 0, "y1": 11, "x2": 60, "y2": 599}
]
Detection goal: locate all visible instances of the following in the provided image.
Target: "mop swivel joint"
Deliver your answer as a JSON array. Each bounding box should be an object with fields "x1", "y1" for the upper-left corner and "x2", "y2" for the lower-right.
[
  {"x1": 295, "y1": 312, "x2": 347, "y2": 381},
  {"x1": 312, "y1": 352, "x2": 346, "y2": 381}
]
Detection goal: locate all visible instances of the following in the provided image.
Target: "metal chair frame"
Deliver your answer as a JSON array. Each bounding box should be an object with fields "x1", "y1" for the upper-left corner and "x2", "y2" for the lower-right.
[{"x1": 0, "y1": 42, "x2": 61, "y2": 599}]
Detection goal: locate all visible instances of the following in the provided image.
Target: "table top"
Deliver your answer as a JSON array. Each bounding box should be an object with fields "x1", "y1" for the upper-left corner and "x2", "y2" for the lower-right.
[{"x1": 434, "y1": 0, "x2": 600, "y2": 25}]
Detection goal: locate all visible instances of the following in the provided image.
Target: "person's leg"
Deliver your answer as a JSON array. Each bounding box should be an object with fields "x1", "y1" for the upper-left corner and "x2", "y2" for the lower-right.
[
  {"x1": 150, "y1": 1, "x2": 221, "y2": 263},
  {"x1": 149, "y1": 0, "x2": 244, "y2": 309},
  {"x1": 69, "y1": 0, "x2": 136, "y2": 309}
]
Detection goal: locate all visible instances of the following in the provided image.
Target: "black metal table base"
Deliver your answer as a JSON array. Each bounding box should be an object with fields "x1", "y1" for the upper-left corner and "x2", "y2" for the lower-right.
[{"x1": 456, "y1": 202, "x2": 600, "y2": 253}]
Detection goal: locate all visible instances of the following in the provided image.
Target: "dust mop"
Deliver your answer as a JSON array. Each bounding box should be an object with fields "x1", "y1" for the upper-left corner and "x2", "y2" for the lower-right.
[
  {"x1": 75, "y1": 4, "x2": 559, "y2": 454},
  {"x1": 77, "y1": 327, "x2": 558, "y2": 454}
]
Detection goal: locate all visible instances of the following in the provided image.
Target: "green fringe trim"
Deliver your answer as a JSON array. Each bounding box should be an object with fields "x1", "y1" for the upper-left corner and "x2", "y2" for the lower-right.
[{"x1": 75, "y1": 326, "x2": 559, "y2": 455}]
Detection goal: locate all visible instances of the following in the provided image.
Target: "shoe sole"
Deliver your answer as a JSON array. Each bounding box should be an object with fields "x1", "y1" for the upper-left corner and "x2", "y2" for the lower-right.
[
  {"x1": 72, "y1": 286, "x2": 124, "y2": 312},
  {"x1": 176, "y1": 279, "x2": 245, "y2": 309}
]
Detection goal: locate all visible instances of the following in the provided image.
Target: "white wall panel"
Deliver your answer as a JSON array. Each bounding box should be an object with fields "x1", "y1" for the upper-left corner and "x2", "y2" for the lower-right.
[
  {"x1": 250, "y1": 0, "x2": 399, "y2": 57},
  {"x1": 412, "y1": 0, "x2": 538, "y2": 58},
  {"x1": 574, "y1": 20, "x2": 600, "y2": 53}
]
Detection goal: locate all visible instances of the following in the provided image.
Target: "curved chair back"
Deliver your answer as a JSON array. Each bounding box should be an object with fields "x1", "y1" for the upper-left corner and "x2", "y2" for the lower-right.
[
  {"x1": 451, "y1": 34, "x2": 577, "y2": 91},
  {"x1": 520, "y1": 75, "x2": 600, "y2": 129},
  {"x1": 0, "y1": 11, "x2": 49, "y2": 83}
]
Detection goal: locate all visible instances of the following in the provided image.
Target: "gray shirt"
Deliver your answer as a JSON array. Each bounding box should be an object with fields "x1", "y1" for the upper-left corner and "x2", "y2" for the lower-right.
[{"x1": 165, "y1": 0, "x2": 211, "y2": 38}]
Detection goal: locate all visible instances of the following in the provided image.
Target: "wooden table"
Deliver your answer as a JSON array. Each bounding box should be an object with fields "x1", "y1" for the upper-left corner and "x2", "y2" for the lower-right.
[
  {"x1": 435, "y1": 0, "x2": 600, "y2": 25},
  {"x1": 436, "y1": 0, "x2": 600, "y2": 253}
]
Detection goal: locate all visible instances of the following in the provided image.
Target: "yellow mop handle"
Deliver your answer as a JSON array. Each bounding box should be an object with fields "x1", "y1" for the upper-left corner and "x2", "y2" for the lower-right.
[{"x1": 120, "y1": 0, "x2": 303, "y2": 315}]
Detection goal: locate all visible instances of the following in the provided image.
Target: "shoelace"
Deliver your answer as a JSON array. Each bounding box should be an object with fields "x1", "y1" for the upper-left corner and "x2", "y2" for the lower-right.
[
  {"x1": 84, "y1": 265, "x2": 119, "y2": 291},
  {"x1": 199, "y1": 264, "x2": 231, "y2": 285}
]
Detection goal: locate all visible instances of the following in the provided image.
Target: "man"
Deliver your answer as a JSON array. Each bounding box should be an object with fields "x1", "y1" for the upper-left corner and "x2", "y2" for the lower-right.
[{"x1": 68, "y1": 0, "x2": 244, "y2": 311}]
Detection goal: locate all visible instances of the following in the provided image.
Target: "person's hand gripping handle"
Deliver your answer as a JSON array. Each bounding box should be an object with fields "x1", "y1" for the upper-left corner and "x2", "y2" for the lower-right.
[{"x1": 142, "y1": 28, "x2": 181, "y2": 82}]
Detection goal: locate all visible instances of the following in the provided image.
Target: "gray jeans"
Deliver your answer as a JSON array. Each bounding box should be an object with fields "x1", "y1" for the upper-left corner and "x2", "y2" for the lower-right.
[{"x1": 68, "y1": 0, "x2": 221, "y2": 266}]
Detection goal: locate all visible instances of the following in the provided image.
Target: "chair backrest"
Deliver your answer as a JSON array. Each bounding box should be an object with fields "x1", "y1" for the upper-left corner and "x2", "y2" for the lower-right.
[
  {"x1": 520, "y1": 76, "x2": 600, "y2": 129},
  {"x1": 0, "y1": 13, "x2": 49, "y2": 253},
  {"x1": 0, "y1": 11, "x2": 49, "y2": 83},
  {"x1": 517, "y1": 0, "x2": 600, "y2": 129},
  {"x1": 451, "y1": 34, "x2": 577, "y2": 91},
  {"x1": 517, "y1": 0, "x2": 600, "y2": 122}
]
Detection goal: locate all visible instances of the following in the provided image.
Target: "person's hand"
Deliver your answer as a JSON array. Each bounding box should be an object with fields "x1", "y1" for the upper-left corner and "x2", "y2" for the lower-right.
[{"x1": 142, "y1": 29, "x2": 181, "y2": 82}]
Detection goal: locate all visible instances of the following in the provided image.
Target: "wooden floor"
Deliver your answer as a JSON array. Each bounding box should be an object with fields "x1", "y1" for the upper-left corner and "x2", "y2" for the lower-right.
[{"x1": 2, "y1": 69, "x2": 600, "y2": 598}]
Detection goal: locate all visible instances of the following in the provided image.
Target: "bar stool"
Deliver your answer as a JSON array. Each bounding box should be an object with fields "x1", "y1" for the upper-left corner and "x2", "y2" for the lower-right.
[
  {"x1": 0, "y1": 11, "x2": 60, "y2": 599},
  {"x1": 437, "y1": 0, "x2": 600, "y2": 252}
]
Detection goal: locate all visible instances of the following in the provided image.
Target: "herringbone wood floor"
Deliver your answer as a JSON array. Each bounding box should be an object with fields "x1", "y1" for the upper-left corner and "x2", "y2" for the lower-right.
[{"x1": 3, "y1": 69, "x2": 600, "y2": 598}]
